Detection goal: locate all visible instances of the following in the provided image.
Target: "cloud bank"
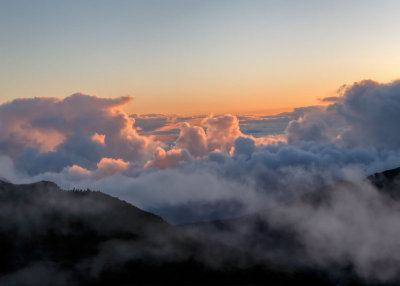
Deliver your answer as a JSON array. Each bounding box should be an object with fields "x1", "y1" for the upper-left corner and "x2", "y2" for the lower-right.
[
  {"x1": 2, "y1": 81, "x2": 400, "y2": 207},
  {"x1": 2, "y1": 79, "x2": 400, "y2": 281}
]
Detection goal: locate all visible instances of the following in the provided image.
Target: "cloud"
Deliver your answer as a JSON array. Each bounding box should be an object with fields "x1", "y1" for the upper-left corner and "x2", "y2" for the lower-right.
[
  {"x1": 63, "y1": 157, "x2": 130, "y2": 180},
  {"x1": 2, "y1": 81, "x2": 400, "y2": 209},
  {"x1": 3, "y1": 81, "x2": 400, "y2": 211},
  {"x1": 175, "y1": 114, "x2": 244, "y2": 157},
  {"x1": 319, "y1": 96, "x2": 340, "y2": 102},
  {"x1": 287, "y1": 80, "x2": 400, "y2": 149},
  {"x1": 130, "y1": 113, "x2": 172, "y2": 132},
  {"x1": 266, "y1": 178, "x2": 400, "y2": 282},
  {"x1": 0, "y1": 263, "x2": 74, "y2": 286},
  {"x1": 237, "y1": 107, "x2": 319, "y2": 138},
  {"x1": 203, "y1": 114, "x2": 242, "y2": 153},
  {"x1": 131, "y1": 114, "x2": 207, "y2": 144},
  {"x1": 91, "y1": 133, "x2": 105, "y2": 144},
  {"x1": 175, "y1": 122, "x2": 208, "y2": 156},
  {"x1": 133, "y1": 112, "x2": 296, "y2": 142},
  {"x1": 145, "y1": 147, "x2": 192, "y2": 169},
  {"x1": 0, "y1": 93, "x2": 160, "y2": 175},
  {"x1": 3, "y1": 81, "x2": 400, "y2": 281}
]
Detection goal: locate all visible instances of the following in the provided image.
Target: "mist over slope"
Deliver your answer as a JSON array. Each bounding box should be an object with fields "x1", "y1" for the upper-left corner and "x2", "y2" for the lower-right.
[
  {"x1": 2, "y1": 168, "x2": 400, "y2": 285},
  {"x1": 1, "y1": 79, "x2": 400, "y2": 283},
  {"x1": 182, "y1": 166, "x2": 400, "y2": 284},
  {"x1": 0, "y1": 179, "x2": 337, "y2": 286}
]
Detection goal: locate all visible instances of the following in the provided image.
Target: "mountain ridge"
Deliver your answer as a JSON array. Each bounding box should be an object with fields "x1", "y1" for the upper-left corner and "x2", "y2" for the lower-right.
[
  {"x1": 3, "y1": 165, "x2": 400, "y2": 285},
  {"x1": 0, "y1": 178, "x2": 336, "y2": 285}
]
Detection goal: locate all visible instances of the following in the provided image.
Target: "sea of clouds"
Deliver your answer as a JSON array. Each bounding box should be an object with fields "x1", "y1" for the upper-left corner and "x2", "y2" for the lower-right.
[{"x1": 2, "y1": 79, "x2": 400, "y2": 281}]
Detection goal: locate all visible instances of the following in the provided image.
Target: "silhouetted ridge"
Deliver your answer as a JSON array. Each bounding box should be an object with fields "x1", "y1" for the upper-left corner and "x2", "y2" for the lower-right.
[
  {"x1": 0, "y1": 180, "x2": 335, "y2": 286},
  {"x1": 181, "y1": 166, "x2": 400, "y2": 286},
  {"x1": 368, "y1": 167, "x2": 400, "y2": 199},
  {"x1": 7, "y1": 162, "x2": 400, "y2": 286},
  {"x1": 3, "y1": 166, "x2": 400, "y2": 286}
]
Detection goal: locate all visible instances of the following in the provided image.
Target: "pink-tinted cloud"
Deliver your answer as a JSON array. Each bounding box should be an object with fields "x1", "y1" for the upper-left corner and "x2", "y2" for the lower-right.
[
  {"x1": 174, "y1": 114, "x2": 245, "y2": 158},
  {"x1": 145, "y1": 147, "x2": 192, "y2": 169},
  {"x1": 203, "y1": 114, "x2": 242, "y2": 153},
  {"x1": 92, "y1": 133, "x2": 106, "y2": 144},
  {"x1": 0, "y1": 93, "x2": 160, "y2": 174},
  {"x1": 66, "y1": 157, "x2": 129, "y2": 179},
  {"x1": 95, "y1": 157, "x2": 129, "y2": 178},
  {"x1": 0, "y1": 93, "x2": 265, "y2": 173},
  {"x1": 175, "y1": 123, "x2": 208, "y2": 156}
]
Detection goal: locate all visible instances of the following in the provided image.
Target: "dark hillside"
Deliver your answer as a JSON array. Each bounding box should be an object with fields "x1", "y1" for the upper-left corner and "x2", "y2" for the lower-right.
[{"x1": 0, "y1": 180, "x2": 334, "y2": 285}]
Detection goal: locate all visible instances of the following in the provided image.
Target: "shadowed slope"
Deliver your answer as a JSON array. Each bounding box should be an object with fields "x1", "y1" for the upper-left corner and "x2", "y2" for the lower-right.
[
  {"x1": 181, "y1": 167, "x2": 400, "y2": 286},
  {"x1": 0, "y1": 180, "x2": 334, "y2": 286}
]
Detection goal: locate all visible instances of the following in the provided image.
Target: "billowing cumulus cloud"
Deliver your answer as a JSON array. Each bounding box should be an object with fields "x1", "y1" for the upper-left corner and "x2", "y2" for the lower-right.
[
  {"x1": 175, "y1": 114, "x2": 243, "y2": 157},
  {"x1": 287, "y1": 80, "x2": 400, "y2": 149},
  {"x1": 145, "y1": 147, "x2": 192, "y2": 169},
  {"x1": 133, "y1": 112, "x2": 293, "y2": 143},
  {"x1": 175, "y1": 122, "x2": 208, "y2": 156},
  {"x1": 203, "y1": 114, "x2": 242, "y2": 152},
  {"x1": 2, "y1": 81, "x2": 400, "y2": 207},
  {"x1": 0, "y1": 93, "x2": 160, "y2": 175},
  {"x1": 2, "y1": 81, "x2": 400, "y2": 208}
]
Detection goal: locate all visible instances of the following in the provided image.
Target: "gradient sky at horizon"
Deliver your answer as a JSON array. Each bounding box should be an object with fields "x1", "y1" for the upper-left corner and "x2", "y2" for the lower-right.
[{"x1": 1, "y1": 0, "x2": 400, "y2": 115}]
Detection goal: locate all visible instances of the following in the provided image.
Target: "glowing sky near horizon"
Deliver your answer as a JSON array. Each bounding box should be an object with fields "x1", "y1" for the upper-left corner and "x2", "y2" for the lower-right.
[{"x1": 1, "y1": 0, "x2": 400, "y2": 115}]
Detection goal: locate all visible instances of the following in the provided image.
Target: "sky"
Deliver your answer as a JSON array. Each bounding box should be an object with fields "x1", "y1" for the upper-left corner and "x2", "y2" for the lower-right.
[
  {"x1": 1, "y1": 0, "x2": 400, "y2": 115},
  {"x1": 3, "y1": 2, "x2": 400, "y2": 279}
]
